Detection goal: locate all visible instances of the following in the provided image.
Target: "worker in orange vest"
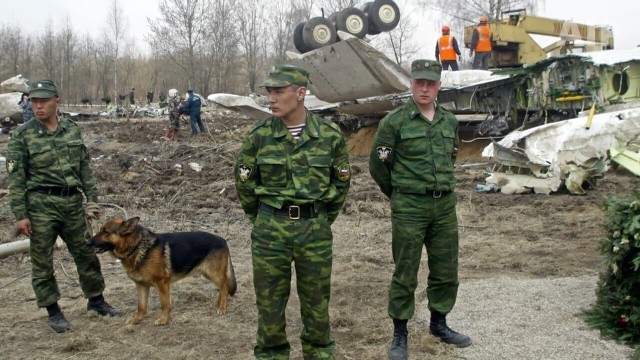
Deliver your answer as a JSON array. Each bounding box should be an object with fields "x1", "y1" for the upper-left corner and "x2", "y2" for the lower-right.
[
  {"x1": 435, "y1": 25, "x2": 462, "y2": 71},
  {"x1": 470, "y1": 15, "x2": 493, "y2": 70}
]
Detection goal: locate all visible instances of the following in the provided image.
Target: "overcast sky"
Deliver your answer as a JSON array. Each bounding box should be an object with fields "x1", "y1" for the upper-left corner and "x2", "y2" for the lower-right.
[{"x1": 1, "y1": 0, "x2": 638, "y2": 60}]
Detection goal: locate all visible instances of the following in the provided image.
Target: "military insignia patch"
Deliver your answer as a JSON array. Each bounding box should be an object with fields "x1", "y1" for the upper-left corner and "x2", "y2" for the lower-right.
[
  {"x1": 337, "y1": 163, "x2": 350, "y2": 181},
  {"x1": 238, "y1": 165, "x2": 252, "y2": 183},
  {"x1": 6, "y1": 159, "x2": 16, "y2": 174},
  {"x1": 377, "y1": 146, "x2": 392, "y2": 161}
]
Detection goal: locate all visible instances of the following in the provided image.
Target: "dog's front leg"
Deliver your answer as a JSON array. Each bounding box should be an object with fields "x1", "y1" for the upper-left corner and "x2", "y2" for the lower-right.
[
  {"x1": 127, "y1": 282, "x2": 149, "y2": 325},
  {"x1": 154, "y1": 280, "x2": 171, "y2": 326}
]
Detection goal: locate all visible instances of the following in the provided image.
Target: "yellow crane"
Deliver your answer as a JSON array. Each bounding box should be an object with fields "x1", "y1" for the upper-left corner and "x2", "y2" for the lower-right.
[{"x1": 464, "y1": 10, "x2": 614, "y2": 68}]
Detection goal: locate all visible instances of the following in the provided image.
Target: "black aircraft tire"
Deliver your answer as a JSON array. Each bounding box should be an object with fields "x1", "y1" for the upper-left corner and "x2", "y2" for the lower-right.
[
  {"x1": 293, "y1": 22, "x2": 312, "y2": 53},
  {"x1": 360, "y1": 2, "x2": 382, "y2": 35},
  {"x1": 367, "y1": 0, "x2": 400, "y2": 32},
  {"x1": 335, "y1": 7, "x2": 368, "y2": 39},
  {"x1": 302, "y1": 17, "x2": 338, "y2": 50}
]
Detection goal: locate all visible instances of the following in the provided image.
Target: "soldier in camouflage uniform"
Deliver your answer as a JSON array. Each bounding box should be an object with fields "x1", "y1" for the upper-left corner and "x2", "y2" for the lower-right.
[
  {"x1": 369, "y1": 60, "x2": 472, "y2": 359},
  {"x1": 235, "y1": 64, "x2": 351, "y2": 360},
  {"x1": 164, "y1": 88, "x2": 181, "y2": 141},
  {"x1": 6, "y1": 80, "x2": 121, "y2": 333}
]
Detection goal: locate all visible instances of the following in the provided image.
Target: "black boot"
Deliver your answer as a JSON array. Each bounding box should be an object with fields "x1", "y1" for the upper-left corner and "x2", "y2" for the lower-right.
[
  {"x1": 388, "y1": 318, "x2": 408, "y2": 360},
  {"x1": 46, "y1": 303, "x2": 70, "y2": 333},
  {"x1": 429, "y1": 311, "x2": 472, "y2": 348},
  {"x1": 87, "y1": 295, "x2": 122, "y2": 317}
]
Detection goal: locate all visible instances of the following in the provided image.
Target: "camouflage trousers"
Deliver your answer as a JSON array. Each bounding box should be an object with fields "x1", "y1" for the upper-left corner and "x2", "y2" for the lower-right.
[
  {"x1": 251, "y1": 205, "x2": 335, "y2": 360},
  {"x1": 27, "y1": 191, "x2": 105, "y2": 307},
  {"x1": 388, "y1": 191, "x2": 459, "y2": 319},
  {"x1": 168, "y1": 110, "x2": 181, "y2": 131}
]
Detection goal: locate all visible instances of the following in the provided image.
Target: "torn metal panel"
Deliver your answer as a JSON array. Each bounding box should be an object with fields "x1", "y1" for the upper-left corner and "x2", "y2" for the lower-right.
[
  {"x1": 482, "y1": 108, "x2": 640, "y2": 194},
  {"x1": 0, "y1": 92, "x2": 23, "y2": 132},
  {"x1": 207, "y1": 93, "x2": 272, "y2": 120},
  {"x1": 286, "y1": 32, "x2": 410, "y2": 103},
  {"x1": 0, "y1": 74, "x2": 29, "y2": 93},
  {"x1": 610, "y1": 140, "x2": 640, "y2": 176}
]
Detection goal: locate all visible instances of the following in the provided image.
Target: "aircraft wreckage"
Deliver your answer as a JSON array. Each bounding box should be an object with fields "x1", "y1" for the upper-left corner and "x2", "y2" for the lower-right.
[{"x1": 208, "y1": 9, "x2": 640, "y2": 195}]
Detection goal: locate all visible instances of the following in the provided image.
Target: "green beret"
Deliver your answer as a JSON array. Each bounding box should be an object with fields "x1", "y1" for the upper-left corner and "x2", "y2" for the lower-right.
[
  {"x1": 410, "y1": 60, "x2": 442, "y2": 81},
  {"x1": 260, "y1": 64, "x2": 310, "y2": 88},
  {"x1": 29, "y1": 80, "x2": 59, "y2": 99}
]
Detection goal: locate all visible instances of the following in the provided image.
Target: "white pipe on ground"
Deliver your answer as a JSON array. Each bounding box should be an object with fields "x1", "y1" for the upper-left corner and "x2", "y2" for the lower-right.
[
  {"x1": 0, "y1": 239, "x2": 30, "y2": 258},
  {"x1": 0, "y1": 236, "x2": 65, "y2": 259}
]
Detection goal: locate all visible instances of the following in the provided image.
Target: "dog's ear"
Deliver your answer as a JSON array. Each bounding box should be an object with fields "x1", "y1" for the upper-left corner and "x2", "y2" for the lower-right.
[{"x1": 120, "y1": 217, "x2": 140, "y2": 235}]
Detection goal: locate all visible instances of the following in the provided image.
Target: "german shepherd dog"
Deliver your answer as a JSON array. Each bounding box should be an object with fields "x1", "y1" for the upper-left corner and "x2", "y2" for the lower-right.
[{"x1": 88, "y1": 216, "x2": 237, "y2": 325}]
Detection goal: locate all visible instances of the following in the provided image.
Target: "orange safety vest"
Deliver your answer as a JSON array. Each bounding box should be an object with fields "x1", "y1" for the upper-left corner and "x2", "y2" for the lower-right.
[
  {"x1": 438, "y1": 35, "x2": 457, "y2": 61},
  {"x1": 475, "y1": 25, "x2": 492, "y2": 53}
]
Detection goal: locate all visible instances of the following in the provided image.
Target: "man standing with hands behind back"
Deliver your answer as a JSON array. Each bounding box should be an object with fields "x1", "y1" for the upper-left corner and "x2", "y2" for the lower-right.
[
  {"x1": 235, "y1": 64, "x2": 351, "y2": 359},
  {"x1": 370, "y1": 60, "x2": 472, "y2": 359},
  {"x1": 6, "y1": 80, "x2": 121, "y2": 334}
]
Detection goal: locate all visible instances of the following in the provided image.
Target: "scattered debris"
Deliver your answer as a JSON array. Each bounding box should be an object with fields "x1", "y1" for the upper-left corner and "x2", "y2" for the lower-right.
[
  {"x1": 609, "y1": 139, "x2": 640, "y2": 176},
  {"x1": 188, "y1": 162, "x2": 202, "y2": 172},
  {"x1": 481, "y1": 108, "x2": 640, "y2": 194}
]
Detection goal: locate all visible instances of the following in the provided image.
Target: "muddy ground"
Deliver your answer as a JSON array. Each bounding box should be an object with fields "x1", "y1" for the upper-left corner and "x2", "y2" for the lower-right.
[{"x1": 0, "y1": 110, "x2": 638, "y2": 359}]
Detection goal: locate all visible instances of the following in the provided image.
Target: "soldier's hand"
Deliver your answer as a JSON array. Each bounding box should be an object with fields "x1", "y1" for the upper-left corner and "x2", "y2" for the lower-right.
[
  {"x1": 16, "y1": 219, "x2": 32, "y2": 237},
  {"x1": 84, "y1": 202, "x2": 102, "y2": 220}
]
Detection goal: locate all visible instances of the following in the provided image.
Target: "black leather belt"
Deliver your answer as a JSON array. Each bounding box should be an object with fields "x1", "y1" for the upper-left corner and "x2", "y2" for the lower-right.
[
  {"x1": 31, "y1": 187, "x2": 80, "y2": 197},
  {"x1": 428, "y1": 190, "x2": 450, "y2": 198},
  {"x1": 259, "y1": 202, "x2": 318, "y2": 220}
]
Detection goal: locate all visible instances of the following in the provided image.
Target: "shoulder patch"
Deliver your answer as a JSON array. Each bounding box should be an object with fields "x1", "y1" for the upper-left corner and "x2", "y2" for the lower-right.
[
  {"x1": 376, "y1": 146, "x2": 392, "y2": 162},
  {"x1": 336, "y1": 162, "x2": 350, "y2": 181},
  {"x1": 6, "y1": 159, "x2": 17, "y2": 174},
  {"x1": 237, "y1": 164, "x2": 252, "y2": 182}
]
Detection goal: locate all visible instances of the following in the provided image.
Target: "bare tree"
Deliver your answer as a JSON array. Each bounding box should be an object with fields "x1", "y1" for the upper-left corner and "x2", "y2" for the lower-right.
[
  {"x1": 21, "y1": 36, "x2": 36, "y2": 80},
  {"x1": 147, "y1": 0, "x2": 213, "y2": 88},
  {"x1": 419, "y1": 0, "x2": 543, "y2": 29},
  {"x1": 105, "y1": 0, "x2": 129, "y2": 114},
  {"x1": 373, "y1": 3, "x2": 418, "y2": 67},
  {"x1": 314, "y1": 0, "x2": 357, "y2": 15},
  {"x1": 38, "y1": 20, "x2": 58, "y2": 82},
  {"x1": 237, "y1": 0, "x2": 268, "y2": 93},
  {"x1": 76, "y1": 34, "x2": 96, "y2": 103},
  {"x1": 4, "y1": 24, "x2": 24, "y2": 77},
  {"x1": 58, "y1": 17, "x2": 77, "y2": 103},
  {"x1": 95, "y1": 36, "x2": 114, "y2": 104},
  {"x1": 203, "y1": 0, "x2": 240, "y2": 94}
]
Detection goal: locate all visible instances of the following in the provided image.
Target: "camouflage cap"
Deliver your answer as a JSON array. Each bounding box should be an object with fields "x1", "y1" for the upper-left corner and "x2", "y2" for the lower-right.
[
  {"x1": 410, "y1": 59, "x2": 442, "y2": 81},
  {"x1": 260, "y1": 64, "x2": 309, "y2": 88},
  {"x1": 29, "y1": 80, "x2": 59, "y2": 99}
]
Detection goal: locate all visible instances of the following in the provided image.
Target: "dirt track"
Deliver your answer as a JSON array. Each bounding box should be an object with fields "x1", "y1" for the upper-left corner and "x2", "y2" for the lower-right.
[{"x1": 0, "y1": 112, "x2": 638, "y2": 359}]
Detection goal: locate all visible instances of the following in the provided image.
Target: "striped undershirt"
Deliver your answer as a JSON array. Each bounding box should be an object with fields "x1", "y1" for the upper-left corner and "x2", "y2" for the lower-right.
[{"x1": 287, "y1": 124, "x2": 306, "y2": 139}]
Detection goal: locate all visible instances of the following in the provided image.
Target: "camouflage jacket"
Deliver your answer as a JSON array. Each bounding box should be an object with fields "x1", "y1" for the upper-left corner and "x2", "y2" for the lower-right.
[
  {"x1": 167, "y1": 96, "x2": 181, "y2": 119},
  {"x1": 369, "y1": 99, "x2": 458, "y2": 198},
  {"x1": 234, "y1": 111, "x2": 351, "y2": 224},
  {"x1": 7, "y1": 117, "x2": 98, "y2": 220}
]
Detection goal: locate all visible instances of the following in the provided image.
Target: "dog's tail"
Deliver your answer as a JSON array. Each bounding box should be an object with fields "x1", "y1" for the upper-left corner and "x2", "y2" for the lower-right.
[{"x1": 226, "y1": 254, "x2": 237, "y2": 296}]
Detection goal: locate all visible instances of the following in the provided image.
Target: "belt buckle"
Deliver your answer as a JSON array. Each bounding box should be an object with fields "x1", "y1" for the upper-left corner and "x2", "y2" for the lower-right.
[
  {"x1": 288, "y1": 205, "x2": 301, "y2": 220},
  {"x1": 60, "y1": 188, "x2": 70, "y2": 196},
  {"x1": 433, "y1": 190, "x2": 443, "y2": 199}
]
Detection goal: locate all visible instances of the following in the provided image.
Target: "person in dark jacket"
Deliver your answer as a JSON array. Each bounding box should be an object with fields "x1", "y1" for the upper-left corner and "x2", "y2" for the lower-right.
[
  {"x1": 18, "y1": 92, "x2": 33, "y2": 123},
  {"x1": 183, "y1": 88, "x2": 205, "y2": 136}
]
